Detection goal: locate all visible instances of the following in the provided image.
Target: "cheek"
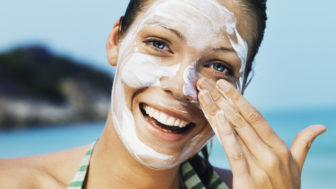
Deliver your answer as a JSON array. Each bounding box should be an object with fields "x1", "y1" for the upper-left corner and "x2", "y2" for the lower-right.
[
  {"x1": 119, "y1": 53, "x2": 160, "y2": 88},
  {"x1": 123, "y1": 84, "x2": 139, "y2": 111},
  {"x1": 119, "y1": 52, "x2": 180, "y2": 89}
]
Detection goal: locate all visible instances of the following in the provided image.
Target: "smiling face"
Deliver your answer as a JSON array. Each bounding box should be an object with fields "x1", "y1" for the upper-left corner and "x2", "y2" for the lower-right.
[{"x1": 110, "y1": 0, "x2": 252, "y2": 169}]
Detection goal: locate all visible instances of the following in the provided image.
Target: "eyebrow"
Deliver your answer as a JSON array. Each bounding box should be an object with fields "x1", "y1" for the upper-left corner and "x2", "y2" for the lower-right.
[
  {"x1": 212, "y1": 46, "x2": 235, "y2": 53},
  {"x1": 145, "y1": 21, "x2": 235, "y2": 54},
  {"x1": 145, "y1": 21, "x2": 185, "y2": 40}
]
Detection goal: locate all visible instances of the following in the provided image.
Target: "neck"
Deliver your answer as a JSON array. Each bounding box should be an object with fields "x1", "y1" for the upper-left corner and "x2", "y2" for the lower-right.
[{"x1": 86, "y1": 112, "x2": 181, "y2": 189}]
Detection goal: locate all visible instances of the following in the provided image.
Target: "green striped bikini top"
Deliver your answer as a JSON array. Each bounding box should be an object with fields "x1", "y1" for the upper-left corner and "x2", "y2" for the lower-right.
[{"x1": 67, "y1": 142, "x2": 229, "y2": 189}]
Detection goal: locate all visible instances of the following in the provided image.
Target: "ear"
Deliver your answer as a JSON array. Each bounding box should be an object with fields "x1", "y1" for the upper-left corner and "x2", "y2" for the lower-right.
[{"x1": 106, "y1": 18, "x2": 122, "y2": 66}]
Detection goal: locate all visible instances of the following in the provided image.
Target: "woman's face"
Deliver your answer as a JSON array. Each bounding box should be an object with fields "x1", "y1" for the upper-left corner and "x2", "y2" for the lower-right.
[{"x1": 111, "y1": 0, "x2": 252, "y2": 169}]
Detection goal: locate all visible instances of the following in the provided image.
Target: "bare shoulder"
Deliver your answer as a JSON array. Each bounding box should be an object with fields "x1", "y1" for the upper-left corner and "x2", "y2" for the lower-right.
[
  {"x1": 213, "y1": 166, "x2": 233, "y2": 189},
  {"x1": 0, "y1": 145, "x2": 90, "y2": 189}
]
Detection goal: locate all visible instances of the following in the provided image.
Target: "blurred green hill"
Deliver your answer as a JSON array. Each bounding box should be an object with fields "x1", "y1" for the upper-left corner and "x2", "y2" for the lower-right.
[{"x1": 0, "y1": 45, "x2": 113, "y2": 129}]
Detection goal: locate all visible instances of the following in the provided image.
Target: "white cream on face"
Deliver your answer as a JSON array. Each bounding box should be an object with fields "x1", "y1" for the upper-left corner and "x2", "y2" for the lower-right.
[
  {"x1": 121, "y1": 53, "x2": 180, "y2": 88},
  {"x1": 183, "y1": 62, "x2": 199, "y2": 103},
  {"x1": 111, "y1": 0, "x2": 249, "y2": 169}
]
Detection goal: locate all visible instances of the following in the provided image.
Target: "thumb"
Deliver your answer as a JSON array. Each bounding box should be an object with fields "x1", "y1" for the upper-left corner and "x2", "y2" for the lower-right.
[{"x1": 290, "y1": 125, "x2": 326, "y2": 172}]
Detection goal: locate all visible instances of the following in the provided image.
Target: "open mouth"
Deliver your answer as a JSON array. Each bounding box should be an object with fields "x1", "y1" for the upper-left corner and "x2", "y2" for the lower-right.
[{"x1": 140, "y1": 103, "x2": 195, "y2": 134}]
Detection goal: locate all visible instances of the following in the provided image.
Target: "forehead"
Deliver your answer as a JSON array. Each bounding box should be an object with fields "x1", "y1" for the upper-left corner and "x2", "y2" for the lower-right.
[
  {"x1": 137, "y1": 0, "x2": 240, "y2": 48},
  {"x1": 144, "y1": 0, "x2": 235, "y2": 23}
]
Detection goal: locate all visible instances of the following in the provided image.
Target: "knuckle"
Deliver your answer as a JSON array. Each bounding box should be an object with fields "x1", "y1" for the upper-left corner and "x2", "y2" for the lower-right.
[
  {"x1": 264, "y1": 154, "x2": 281, "y2": 171},
  {"x1": 207, "y1": 107, "x2": 217, "y2": 117},
  {"x1": 220, "y1": 124, "x2": 235, "y2": 136},
  {"x1": 231, "y1": 112, "x2": 245, "y2": 127},
  {"x1": 212, "y1": 91, "x2": 222, "y2": 103},
  {"x1": 229, "y1": 90, "x2": 240, "y2": 101},
  {"x1": 277, "y1": 144, "x2": 291, "y2": 160},
  {"x1": 229, "y1": 151, "x2": 244, "y2": 161},
  {"x1": 207, "y1": 111, "x2": 216, "y2": 117},
  {"x1": 246, "y1": 109, "x2": 263, "y2": 123},
  {"x1": 257, "y1": 171, "x2": 270, "y2": 184}
]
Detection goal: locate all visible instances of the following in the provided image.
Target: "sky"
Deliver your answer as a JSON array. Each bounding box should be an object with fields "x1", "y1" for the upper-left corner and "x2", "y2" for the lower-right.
[{"x1": 1, "y1": 0, "x2": 335, "y2": 112}]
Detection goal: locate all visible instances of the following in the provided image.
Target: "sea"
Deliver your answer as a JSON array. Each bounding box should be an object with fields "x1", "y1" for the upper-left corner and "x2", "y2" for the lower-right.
[{"x1": 0, "y1": 107, "x2": 335, "y2": 189}]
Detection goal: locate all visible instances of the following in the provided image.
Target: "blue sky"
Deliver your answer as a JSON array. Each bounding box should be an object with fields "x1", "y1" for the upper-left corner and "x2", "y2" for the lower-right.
[{"x1": 1, "y1": 0, "x2": 335, "y2": 111}]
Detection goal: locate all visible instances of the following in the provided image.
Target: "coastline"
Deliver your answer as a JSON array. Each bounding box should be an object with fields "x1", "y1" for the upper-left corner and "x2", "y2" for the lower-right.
[{"x1": 0, "y1": 45, "x2": 112, "y2": 129}]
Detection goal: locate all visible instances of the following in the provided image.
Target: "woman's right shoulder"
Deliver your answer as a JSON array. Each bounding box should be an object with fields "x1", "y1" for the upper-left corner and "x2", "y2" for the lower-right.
[
  {"x1": 0, "y1": 144, "x2": 90, "y2": 189},
  {"x1": 0, "y1": 158, "x2": 43, "y2": 189}
]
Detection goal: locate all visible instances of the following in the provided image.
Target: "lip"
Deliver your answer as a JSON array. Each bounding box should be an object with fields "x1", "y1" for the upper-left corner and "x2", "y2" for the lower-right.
[{"x1": 138, "y1": 103, "x2": 195, "y2": 142}]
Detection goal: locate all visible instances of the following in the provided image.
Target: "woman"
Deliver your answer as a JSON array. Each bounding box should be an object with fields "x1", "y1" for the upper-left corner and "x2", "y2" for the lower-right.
[{"x1": 0, "y1": 0, "x2": 326, "y2": 188}]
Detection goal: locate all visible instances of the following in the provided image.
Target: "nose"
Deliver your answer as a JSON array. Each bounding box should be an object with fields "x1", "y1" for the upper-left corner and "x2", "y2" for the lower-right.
[{"x1": 160, "y1": 64, "x2": 198, "y2": 102}]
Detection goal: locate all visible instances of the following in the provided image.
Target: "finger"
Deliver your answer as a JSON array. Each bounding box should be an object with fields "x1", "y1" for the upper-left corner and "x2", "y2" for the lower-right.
[
  {"x1": 198, "y1": 90, "x2": 218, "y2": 118},
  {"x1": 215, "y1": 79, "x2": 285, "y2": 148},
  {"x1": 214, "y1": 92, "x2": 274, "y2": 160},
  {"x1": 290, "y1": 125, "x2": 327, "y2": 171},
  {"x1": 198, "y1": 92, "x2": 255, "y2": 183},
  {"x1": 199, "y1": 86, "x2": 271, "y2": 161},
  {"x1": 214, "y1": 110, "x2": 250, "y2": 177}
]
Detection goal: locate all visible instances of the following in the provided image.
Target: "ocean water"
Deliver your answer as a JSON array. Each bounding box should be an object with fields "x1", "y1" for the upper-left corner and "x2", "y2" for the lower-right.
[{"x1": 0, "y1": 108, "x2": 335, "y2": 188}]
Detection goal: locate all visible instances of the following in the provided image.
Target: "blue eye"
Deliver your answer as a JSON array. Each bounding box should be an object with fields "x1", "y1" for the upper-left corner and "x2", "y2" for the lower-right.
[
  {"x1": 152, "y1": 41, "x2": 166, "y2": 49},
  {"x1": 212, "y1": 63, "x2": 228, "y2": 72},
  {"x1": 144, "y1": 39, "x2": 173, "y2": 54}
]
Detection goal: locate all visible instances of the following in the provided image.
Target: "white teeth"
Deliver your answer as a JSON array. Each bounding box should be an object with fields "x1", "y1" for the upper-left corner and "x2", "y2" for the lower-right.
[
  {"x1": 158, "y1": 114, "x2": 167, "y2": 124},
  {"x1": 143, "y1": 105, "x2": 190, "y2": 128},
  {"x1": 149, "y1": 107, "x2": 155, "y2": 116},
  {"x1": 167, "y1": 117, "x2": 175, "y2": 126},
  {"x1": 174, "y1": 119, "x2": 181, "y2": 127},
  {"x1": 154, "y1": 110, "x2": 160, "y2": 118}
]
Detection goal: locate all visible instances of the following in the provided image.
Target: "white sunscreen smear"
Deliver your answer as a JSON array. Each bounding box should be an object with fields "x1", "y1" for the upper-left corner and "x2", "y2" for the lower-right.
[
  {"x1": 183, "y1": 62, "x2": 199, "y2": 103},
  {"x1": 111, "y1": 0, "x2": 249, "y2": 169}
]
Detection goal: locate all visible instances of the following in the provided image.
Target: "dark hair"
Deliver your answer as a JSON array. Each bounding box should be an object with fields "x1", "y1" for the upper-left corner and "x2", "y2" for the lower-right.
[
  {"x1": 240, "y1": 0, "x2": 267, "y2": 93},
  {"x1": 119, "y1": 0, "x2": 267, "y2": 187}
]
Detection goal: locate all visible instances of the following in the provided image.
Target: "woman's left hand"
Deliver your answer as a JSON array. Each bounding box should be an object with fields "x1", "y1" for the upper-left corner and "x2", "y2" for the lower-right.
[{"x1": 197, "y1": 78, "x2": 326, "y2": 189}]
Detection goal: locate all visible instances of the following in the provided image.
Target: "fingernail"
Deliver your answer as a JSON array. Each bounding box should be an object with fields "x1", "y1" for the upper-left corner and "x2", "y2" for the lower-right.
[
  {"x1": 200, "y1": 90, "x2": 212, "y2": 105},
  {"x1": 216, "y1": 79, "x2": 230, "y2": 93},
  {"x1": 197, "y1": 78, "x2": 209, "y2": 90}
]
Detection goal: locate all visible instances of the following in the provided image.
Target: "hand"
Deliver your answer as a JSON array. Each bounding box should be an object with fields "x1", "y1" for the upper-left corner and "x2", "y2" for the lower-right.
[{"x1": 197, "y1": 78, "x2": 326, "y2": 189}]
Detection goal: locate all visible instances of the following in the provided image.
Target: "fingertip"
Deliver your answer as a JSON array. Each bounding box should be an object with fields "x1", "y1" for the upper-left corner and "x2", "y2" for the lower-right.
[
  {"x1": 307, "y1": 124, "x2": 327, "y2": 136},
  {"x1": 316, "y1": 124, "x2": 327, "y2": 132},
  {"x1": 198, "y1": 89, "x2": 208, "y2": 100},
  {"x1": 304, "y1": 125, "x2": 327, "y2": 150},
  {"x1": 315, "y1": 125, "x2": 327, "y2": 141},
  {"x1": 216, "y1": 79, "x2": 225, "y2": 86},
  {"x1": 196, "y1": 79, "x2": 202, "y2": 91},
  {"x1": 197, "y1": 77, "x2": 209, "y2": 90},
  {"x1": 292, "y1": 125, "x2": 327, "y2": 149}
]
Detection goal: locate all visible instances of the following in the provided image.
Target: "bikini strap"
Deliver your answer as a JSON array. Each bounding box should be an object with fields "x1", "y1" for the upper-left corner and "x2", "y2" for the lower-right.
[
  {"x1": 67, "y1": 141, "x2": 96, "y2": 189},
  {"x1": 67, "y1": 141, "x2": 229, "y2": 189},
  {"x1": 180, "y1": 161, "x2": 229, "y2": 189}
]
